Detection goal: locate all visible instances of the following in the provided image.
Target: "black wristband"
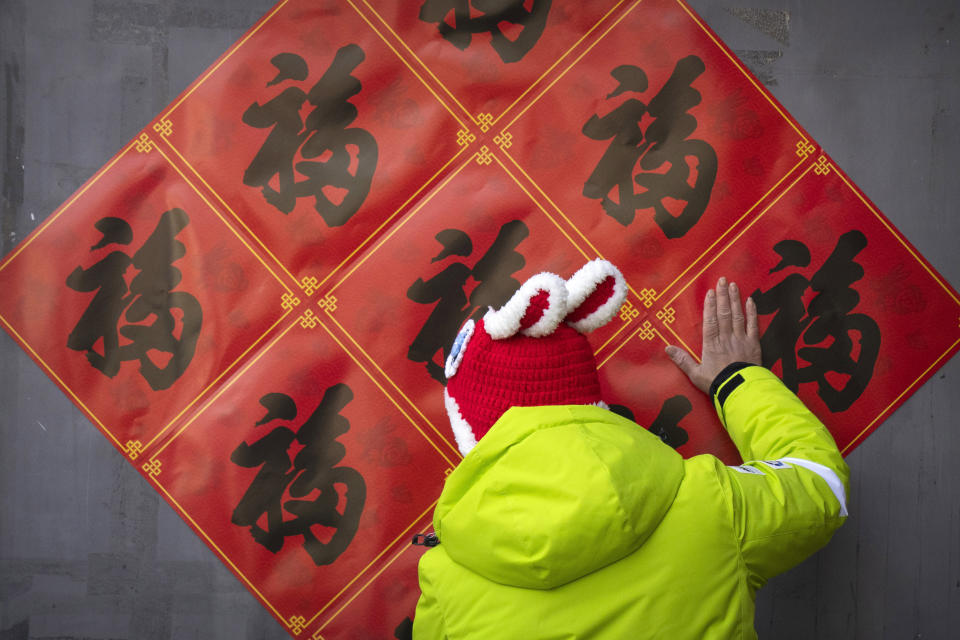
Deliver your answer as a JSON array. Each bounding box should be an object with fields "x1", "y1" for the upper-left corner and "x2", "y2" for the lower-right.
[{"x1": 708, "y1": 362, "x2": 755, "y2": 402}]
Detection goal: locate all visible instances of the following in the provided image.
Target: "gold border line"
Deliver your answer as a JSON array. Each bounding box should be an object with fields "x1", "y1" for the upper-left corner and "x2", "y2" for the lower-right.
[
  {"x1": 359, "y1": 0, "x2": 630, "y2": 128},
  {"x1": 0, "y1": 144, "x2": 134, "y2": 272},
  {"x1": 0, "y1": 312, "x2": 119, "y2": 447},
  {"x1": 302, "y1": 498, "x2": 442, "y2": 631},
  {"x1": 326, "y1": 154, "x2": 474, "y2": 296},
  {"x1": 597, "y1": 316, "x2": 675, "y2": 369},
  {"x1": 159, "y1": 137, "x2": 300, "y2": 290},
  {"x1": 829, "y1": 163, "x2": 960, "y2": 306},
  {"x1": 653, "y1": 155, "x2": 810, "y2": 304},
  {"x1": 313, "y1": 145, "x2": 471, "y2": 293},
  {"x1": 349, "y1": 0, "x2": 468, "y2": 130},
  {"x1": 150, "y1": 321, "x2": 450, "y2": 630},
  {"x1": 675, "y1": 0, "x2": 810, "y2": 141},
  {"x1": 152, "y1": 480, "x2": 289, "y2": 625},
  {"x1": 322, "y1": 311, "x2": 462, "y2": 462},
  {"x1": 493, "y1": 153, "x2": 592, "y2": 262},
  {"x1": 313, "y1": 515, "x2": 436, "y2": 637},
  {"x1": 145, "y1": 310, "x2": 294, "y2": 451},
  {"x1": 492, "y1": 0, "x2": 631, "y2": 127},
  {"x1": 150, "y1": 313, "x2": 301, "y2": 460},
  {"x1": 840, "y1": 336, "x2": 960, "y2": 455},
  {"x1": 317, "y1": 316, "x2": 459, "y2": 468},
  {"x1": 161, "y1": 0, "x2": 292, "y2": 120},
  {"x1": 501, "y1": 0, "x2": 643, "y2": 131},
  {"x1": 356, "y1": 0, "x2": 473, "y2": 126},
  {"x1": 660, "y1": 162, "x2": 816, "y2": 308},
  {"x1": 0, "y1": 135, "x2": 296, "y2": 456}
]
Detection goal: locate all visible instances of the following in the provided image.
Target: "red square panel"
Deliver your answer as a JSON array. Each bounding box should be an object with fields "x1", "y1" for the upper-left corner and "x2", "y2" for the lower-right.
[
  {"x1": 598, "y1": 325, "x2": 740, "y2": 465},
  {"x1": 660, "y1": 155, "x2": 960, "y2": 454},
  {"x1": 358, "y1": 0, "x2": 625, "y2": 123},
  {"x1": 0, "y1": 141, "x2": 290, "y2": 455},
  {"x1": 157, "y1": 0, "x2": 464, "y2": 287},
  {"x1": 325, "y1": 152, "x2": 642, "y2": 453},
  {"x1": 504, "y1": 0, "x2": 816, "y2": 304},
  {"x1": 147, "y1": 318, "x2": 452, "y2": 636},
  {"x1": 315, "y1": 518, "x2": 429, "y2": 640}
]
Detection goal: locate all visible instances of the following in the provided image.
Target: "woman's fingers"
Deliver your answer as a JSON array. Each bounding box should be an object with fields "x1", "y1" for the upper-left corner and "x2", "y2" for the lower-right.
[
  {"x1": 716, "y1": 277, "x2": 732, "y2": 336},
  {"x1": 729, "y1": 281, "x2": 745, "y2": 335}
]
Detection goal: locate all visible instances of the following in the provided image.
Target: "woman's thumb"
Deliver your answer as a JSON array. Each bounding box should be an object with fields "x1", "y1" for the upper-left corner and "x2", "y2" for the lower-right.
[{"x1": 665, "y1": 345, "x2": 694, "y2": 377}]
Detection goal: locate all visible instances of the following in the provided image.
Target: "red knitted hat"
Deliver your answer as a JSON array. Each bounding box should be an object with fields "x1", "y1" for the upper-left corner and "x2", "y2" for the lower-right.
[{"x1": 443, "y1": 259, "x2": 627, "y2": 456}]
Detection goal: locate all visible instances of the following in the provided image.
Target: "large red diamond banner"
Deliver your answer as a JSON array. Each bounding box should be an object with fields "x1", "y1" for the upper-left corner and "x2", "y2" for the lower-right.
[{"x1": 0, "y1": 0, "x2": 958, "y2": 637}]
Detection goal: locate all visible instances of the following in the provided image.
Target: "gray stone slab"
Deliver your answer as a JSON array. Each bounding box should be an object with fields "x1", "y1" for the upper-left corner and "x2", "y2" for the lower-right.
[{"x1": 2, "y1": 0, "x2": 958, "y2": 638}]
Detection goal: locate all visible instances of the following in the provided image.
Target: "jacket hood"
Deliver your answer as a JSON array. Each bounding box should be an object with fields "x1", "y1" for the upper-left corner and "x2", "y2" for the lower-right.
[{"x1": 433, "y1": 405, "x2": 685, "y2": 590}]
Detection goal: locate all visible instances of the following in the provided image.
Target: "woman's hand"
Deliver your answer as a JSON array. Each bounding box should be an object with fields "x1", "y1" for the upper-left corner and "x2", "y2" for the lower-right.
[{"x1": 665, "y1": 277, "x2": 762, "y2": 394}]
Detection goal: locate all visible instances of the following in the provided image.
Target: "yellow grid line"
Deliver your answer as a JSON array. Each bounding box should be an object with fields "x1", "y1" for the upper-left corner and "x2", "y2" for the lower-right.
[
  {"x1": 327, "y1": 154, "x2": 474, "y2": 295},
  {"x1": 150, "y1": 325, "x2": 450, "y2": 631},
  {"x1": 674, "y1": 0, "x2": 809, "y2": 141},
  {"x1": 154, "y1": 140, "x2": 294, "y2": 292},
  {"x1": 841, "y1": 336, "x2": 960, "y2": 455},
  {"x1": 314, "y1": 145, "x2": 470, "y2": 293},
  {"x1": 348, "y1": 0, "x2": 468, "y2": 130},
  {"x1": 316, "y1": 316, "x2": 459, "y2": 468},
  {"x1": 0, "y1": 313, "x2": 118, "y2": 447},
  {"x1": 314, "y1": 515, "x2": 436, "y2": 636},
  {"x1": 302, "y1": 498, "x2": 441, "y2": 632},
  {"x1": 359, "y1": 0, "x2": 630, "y2": 128},
  {"x1": 0, "y1": 144, "x2": 134, "y2": 273},
  {"x1": 322, "y1": 311, "x2": 461, "y2": 462},
  {"x1": 144, "y1": 310, "x2": 294, "y2": 451},
  {"x1": 661, "y1": 162, "x2": 816, "y2": 308},
  {"x1": 502, "y1": 0, "x2": 643, "y2": 131},
  {"x1": 829, "y1": 163, "x2": 960, "y2": 306},
  {"x1": 161, "y1": 0, "x2": 292, "y2": 119},
  {"x1": 150, "y1": 314, "x2": 301, "y2": 459},
  {"x1": 158, "y1": 136, "x2": 300, "y2": 290}
]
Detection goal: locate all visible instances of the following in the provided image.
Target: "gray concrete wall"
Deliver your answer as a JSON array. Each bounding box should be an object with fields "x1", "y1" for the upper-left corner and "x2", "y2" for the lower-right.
[{"x1": 1, "y1": 1, "x2": 958, "y2": 638}]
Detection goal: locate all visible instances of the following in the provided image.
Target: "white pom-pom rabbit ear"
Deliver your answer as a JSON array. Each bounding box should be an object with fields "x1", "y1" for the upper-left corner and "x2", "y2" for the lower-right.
[
  {"x1": 563, "y1": 259, "x2": 628, "y2": 333},
  {"x1": 483, "y1": 272, "x2": 568, "y2": 339}
]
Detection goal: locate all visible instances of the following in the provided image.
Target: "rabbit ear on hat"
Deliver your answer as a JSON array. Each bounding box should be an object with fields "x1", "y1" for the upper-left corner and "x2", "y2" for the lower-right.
[
  {"x1": 563, "y1": 259, "x2": 628, "y2": 333},
  {"x1": 483, "y1": 272, "x2": 568, "y2": 339}
]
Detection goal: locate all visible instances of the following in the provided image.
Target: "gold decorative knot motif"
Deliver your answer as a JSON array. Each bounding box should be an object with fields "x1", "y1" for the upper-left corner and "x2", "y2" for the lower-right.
[
  {"x1": 457, "y1": 129, "x2": 476, "y2": 147},
  {"x1": 618, "y1": 300, "x2": 640, "y2": 322},
  {"x1": 135, "y1": 133, "x2": 153, "y2": 153},
  {"x1": 476, "y1": 146, "x2": 494, "y2": 165},
  {"x1": 637, "y1": 321, "x2": 655, "y2": 341},
  {"x1": 477, "y1": 112, "x2": 494, "y2": 132},
  {"x1": 317, "y1": 295, "x2": 337, "y2": 313},
  {"x1": 124, "y1": 440, "x2": 144, "y2": 460},
  {"x1": 299, "y1": 309, "x2": 320, "y2": 329},
  {"x1": 656, "y1": 307, "x2": 676, "y2": 324},
  {"x1": 814, "y1": 155, "x2": 831, "y2": 175},
  {"x1": 289, "y1": 616, "x2": 307, "y2": 635},
  {"x1": 300, "y1": 276, "x2": 319, "y2": 296},
  {"x1": 152, "y1": 119, "x2": 173, "y2": 137},
  {"x1": 796, "y1": 140, "x2": 815, "y2": 159},
  {"x1": 494, "y1": 132, "x2": 513, "y2": 151},
  {"x1": 638, "y1": 288, "x2": 657, "y2": 308},
  {"x1": 142, "y1": 459, "x2": 162, "y2": 478},
  {"x1": 281, "y1": 292, "x2": 301, "y2": 310}
]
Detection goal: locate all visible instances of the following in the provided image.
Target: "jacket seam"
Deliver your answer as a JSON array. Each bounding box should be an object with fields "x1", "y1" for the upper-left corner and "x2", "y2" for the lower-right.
[{"x1": 709, "y1": 460, "x2": 749, "y2": 640}]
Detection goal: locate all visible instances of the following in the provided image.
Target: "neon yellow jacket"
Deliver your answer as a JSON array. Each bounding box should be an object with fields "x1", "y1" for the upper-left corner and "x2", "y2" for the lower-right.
[{"x1": 413, "y1": 365, "x2": 849, "y2": 639}]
